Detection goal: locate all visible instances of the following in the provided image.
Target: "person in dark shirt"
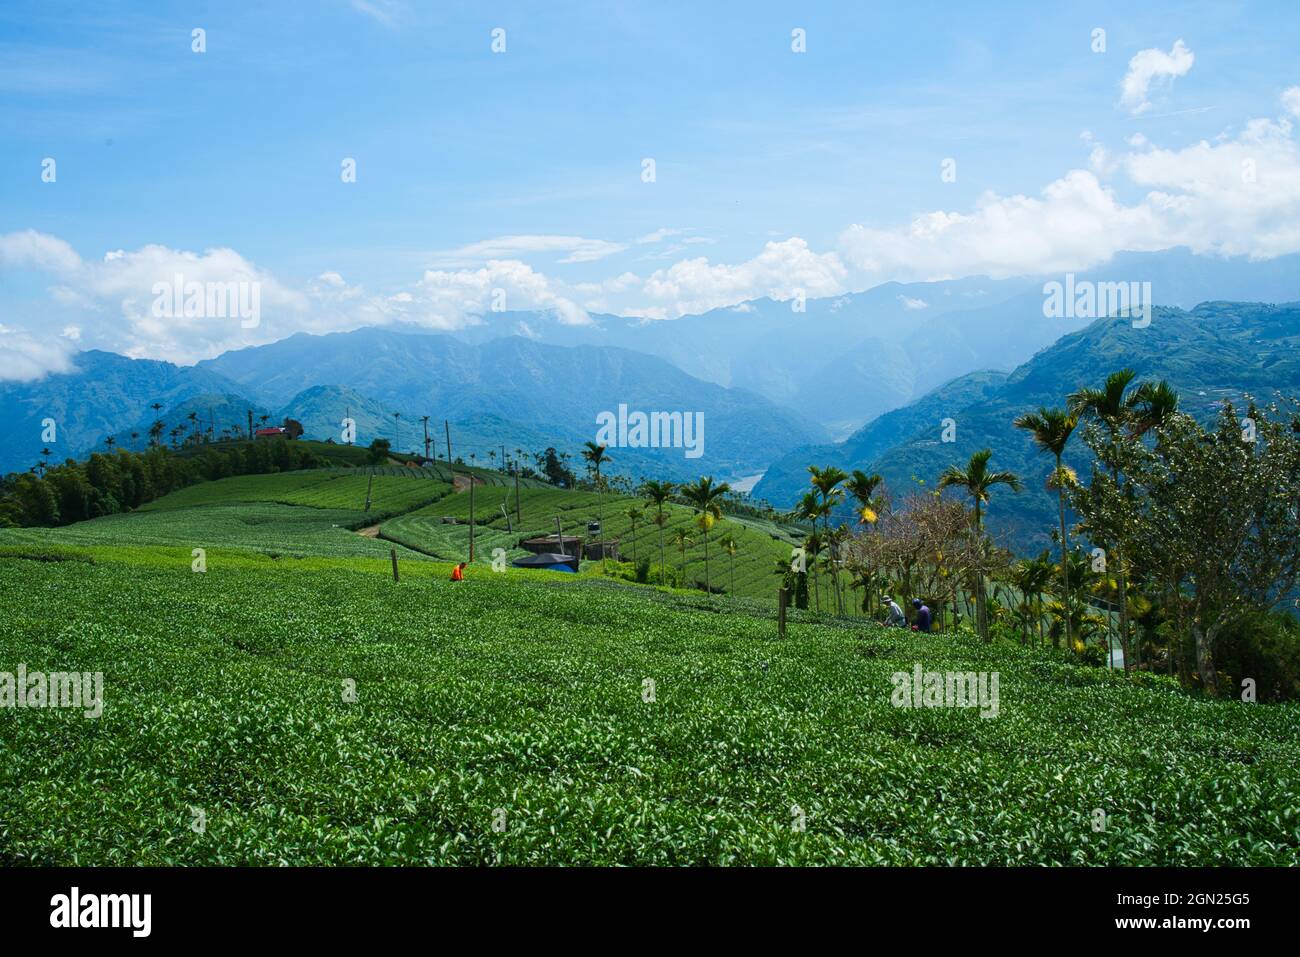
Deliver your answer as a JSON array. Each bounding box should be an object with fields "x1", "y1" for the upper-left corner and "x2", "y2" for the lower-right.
[{"x1": 912, "y1": 598, "x2": 932, "y2": 633}]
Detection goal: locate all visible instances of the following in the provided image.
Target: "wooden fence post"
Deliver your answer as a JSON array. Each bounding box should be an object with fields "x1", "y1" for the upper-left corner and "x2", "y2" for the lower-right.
[
  {"x1": 390, "y1": 547, "x2": 399, "y2": 582},
  {"x1": 778, "y1": 586, "x2": 789, "y2": 639}
]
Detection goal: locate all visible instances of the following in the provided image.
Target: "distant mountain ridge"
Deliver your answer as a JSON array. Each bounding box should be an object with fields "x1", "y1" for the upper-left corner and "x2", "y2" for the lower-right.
[
  {"x1": 0, "y1": 351, "x2": 242, "y2": 474},
  {"x1": 755, "y1": 301, "x2": 1300, "y2": 555},
  {"x1": 437, "y1": 248, "x2": 1300, "y2": 437},
  {"x1": 1, "y1": 332, "x2": 828, "y2": 484}
]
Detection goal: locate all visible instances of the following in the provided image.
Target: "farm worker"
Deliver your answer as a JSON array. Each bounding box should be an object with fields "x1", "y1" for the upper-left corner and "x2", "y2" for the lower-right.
[
  {"x1": 883, "y1": 595, "x2": 906, "y2": 628},
  {"x1": 911, "y1": 599, "x2": 932, "y2": 633},
  {"x1": 451, "y1": 562, "x2": 466, "y2": 581}
]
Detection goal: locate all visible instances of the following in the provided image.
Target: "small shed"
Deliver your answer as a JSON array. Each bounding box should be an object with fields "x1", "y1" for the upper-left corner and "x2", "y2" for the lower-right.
[
  {"x1": 583, "y1": 539, "x2": 620, "y2": 561},
  {"x1": 520, "y1": 534, "x2": 582, "y2": 556}
]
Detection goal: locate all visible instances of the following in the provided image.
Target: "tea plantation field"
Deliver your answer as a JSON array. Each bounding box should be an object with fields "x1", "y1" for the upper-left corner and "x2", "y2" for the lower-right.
[
  {"x1": 381, "y1": 487, "x2": 804, "y2": 599},
  {"x1": 138, "y1": 471, "x2": 453, "y2": 515},
  {"x1": 0, "y1": 546, "x2": 1297, "y2": 865}
]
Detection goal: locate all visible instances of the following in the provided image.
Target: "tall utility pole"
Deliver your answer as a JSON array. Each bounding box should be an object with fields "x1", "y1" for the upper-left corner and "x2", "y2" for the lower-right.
[
  {"x1": 393, "y1": 412, "x2": 401, "y2": 455},
  {"x1": 247, "y1": 409, "x2": 253, "y2": 441},
  {"x1": 500, "y1": 444, "x2": 506, "y2": 472},
  {"x1": 514, "y1": 464, "x2": 522, "y2": 524},
  {"x1": 444, "y1": 420, "x2": 452, "y2": 463},
  {"x1": 422, "y1": 416, "x2": 431, "y2": 461},
  {"x1": 468, "y1": 478, "x2": 476, "y2": 563}
]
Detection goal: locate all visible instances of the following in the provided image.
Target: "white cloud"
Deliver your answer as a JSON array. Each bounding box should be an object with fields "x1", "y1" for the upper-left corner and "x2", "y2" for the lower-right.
[
  {"x1": 897, "y1": 295, "x2": 928, "y2": 310},
  {"x1": 0, "y1": 229, "x2": 82, "y2": 274},
  {"x1": 636, "y1": 228, "x2": 680, "y2": 244},
  {"x1": 839, "y1": 93, "x2": 1300, "y2": 280},
  {"x1": 349, "y1": 0, "x2": 404, "y2": 27},
  {"x1": 639, "y1": 238, "x2": 847, "y2": 318},
  {"x1": 1282, "y1": 86, "x2": 1300, "y2": 119},
  {"x1": 410, "y1": 259, "x2": 591, "y2": 327},
  {"x1": 0, "y1": 325, "x2": 75, "y2": 382},
  {"x1": 429, "y1": 235, "x2": 628, "y2": 267},
  {"x1": 1120, "y1": 40, "x2": 1194, "y2": 115}
]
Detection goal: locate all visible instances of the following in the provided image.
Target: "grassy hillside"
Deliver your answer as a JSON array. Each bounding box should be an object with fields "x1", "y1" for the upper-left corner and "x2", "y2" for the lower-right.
[
  {"x1": 0, "y1": 504, "x2": 424, "y2": 560},
  {"x1": 138, "y1": 471, "x2": 453, "y2": 514},
  {"x1": 1, "y1": 547, "x2": 1296, "y2": 865},
  {"x1": 380, "y1": 486, "x2": 805, "y2": 599}
]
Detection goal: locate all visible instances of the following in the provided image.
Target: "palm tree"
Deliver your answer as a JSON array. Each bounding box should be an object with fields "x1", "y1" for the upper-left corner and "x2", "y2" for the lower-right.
[
  {"x1": 803, "y1": 530, "x2": 825, "y2": 613},
  {"x1": 130, "y1": 431, "x2": 140, "y2": 450},
  {"x1": 796, "y1": 491, "x2": 829, "y2": 612},
  {"x1": 680, "y1": 476, "x2": 731, "y2": 592},
  {"x1": 626, "y1": 505, "x2": 643, "y2": 562},
  {"x1": 148, "y1": 420, "x2": 165, "y2": 447},
  {"x1": 937, "y1": 448, "x2": 1021, "y2": 642},
  {"x1": 1014, "y1": 407, "x2": 1078, "y2": 649},
  {"x1": 1068, "y1": 369, "x2": 1142, "y2": 670},
  {"x1": 670, "y1": 526, "x2": 694, "y2": 586},
  {"x1": 1131, "y1": 379, "x2": 1179, "y2": 435},
  {"x1": 693, "y1": 512, "x2": 716, "y2": 591},
  {"x1": 640, "y1": 480, "x2": 676, "y2": 585},
  {"x1": 582, "y1": 442, "x2": 611, "y2": 568},
  {"x1": 808, "y1": 466, "x2": 848, "y2": 613},
  {"x1": 717, "y1": 532, "x2": 739, "y2": 596},
  {"x1": 104, "y1": 435, "x2": 116, "y2": 452},
  {"x1": 845, "y1": 470, "x2": 884, "y2": 525}
]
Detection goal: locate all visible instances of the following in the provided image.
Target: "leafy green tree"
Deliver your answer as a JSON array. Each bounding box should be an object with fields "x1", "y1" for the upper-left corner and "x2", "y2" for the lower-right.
[
  {"x1": 367, "y1": 438, "x2": 391, "y2": 464},
  {"x1": 1076, "y1": 399, "x2": 1300, "y2": 695}
]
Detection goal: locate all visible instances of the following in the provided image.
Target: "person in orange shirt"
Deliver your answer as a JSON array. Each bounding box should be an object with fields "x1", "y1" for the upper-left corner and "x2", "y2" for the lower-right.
[{"x1": 450, "y1": 562, "x2": 467, "y2": 581}]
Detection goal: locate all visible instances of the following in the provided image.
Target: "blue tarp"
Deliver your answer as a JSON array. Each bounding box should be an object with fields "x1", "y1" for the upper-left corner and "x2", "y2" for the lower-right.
[{"x1": 511, "y1": 552, "x2": 578, "y2": 573}]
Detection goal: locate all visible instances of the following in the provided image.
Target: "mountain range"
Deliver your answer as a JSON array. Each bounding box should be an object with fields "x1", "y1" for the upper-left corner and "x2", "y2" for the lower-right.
[
  {"x1": 5, "y1": 246, "x2": 1300, "y2": 554},
  {"x1": 755, "y1": 301, "x2": 1300, "y2": 554}
]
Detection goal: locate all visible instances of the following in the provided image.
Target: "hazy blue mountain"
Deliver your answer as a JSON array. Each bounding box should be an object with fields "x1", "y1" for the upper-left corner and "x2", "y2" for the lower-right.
[
  {"x1": 90, "y1": 392, "x2": 275, "y2": 454},
  {"x1": 197, "y1": 329, "x2": 828, "y2": 482},
  {"x1": 440, "y1": 248, "x2": 1300, "y2": 435},
  {"x1": 0, "y1": 351, "x2": 242, "y2": 474},
  {"x1": 755, "y1": 301, "x2": 1300, "y2": 556},
  {"x1": 752, "y1": 369, "x2": 1010, "y2": 507}
]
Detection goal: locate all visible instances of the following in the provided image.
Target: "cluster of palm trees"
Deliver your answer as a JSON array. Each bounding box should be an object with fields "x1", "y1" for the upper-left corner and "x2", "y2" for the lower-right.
[
  {"x1": 791, "y1": 467, "x2": 885, "y2": 614},
  {"x1": 1012, "y1": 369, "x2": 1179, "y2": 667},
  {"x1": 768, "y1": 369, "x2": 1180, "y2": 664},
  {"x1": 580, "y1": 442, "x2": 739, "y2": 592}
]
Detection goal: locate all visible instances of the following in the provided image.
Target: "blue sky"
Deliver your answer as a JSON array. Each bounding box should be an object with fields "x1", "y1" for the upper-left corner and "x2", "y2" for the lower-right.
[{"x1": 2, "y1": 0, "x2": 1300, "y2": 373}]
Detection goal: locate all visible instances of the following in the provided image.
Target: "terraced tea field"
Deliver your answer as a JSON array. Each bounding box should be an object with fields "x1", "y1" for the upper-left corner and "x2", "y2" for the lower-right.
[
  {"x1": 1, "y1": 550, "x2": 1296, "y2": 866},
  {"x1": 0, "y1": 504, "x2": 427, "y2": 560},
  {"x1": 139, "y1": 471, "x2": 453, "y2": 514},
  {"x1": 380, "y1": 486, "x2": 804, "y2": 599}
]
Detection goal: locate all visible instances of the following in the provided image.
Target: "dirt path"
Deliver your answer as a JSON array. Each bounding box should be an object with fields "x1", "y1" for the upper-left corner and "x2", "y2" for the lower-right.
[
  {"x1": 355, "y1": 524, "x2": 381, "y2": 538},
  {"x1": 452, "y1": 473, "x2": 485, "y2": 491}
]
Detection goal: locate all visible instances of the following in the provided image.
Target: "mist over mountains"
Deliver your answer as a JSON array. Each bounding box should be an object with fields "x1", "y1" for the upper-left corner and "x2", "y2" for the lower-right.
[{"x1": 5, "y1": 247, "x2": 1300, "y2": 543}]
